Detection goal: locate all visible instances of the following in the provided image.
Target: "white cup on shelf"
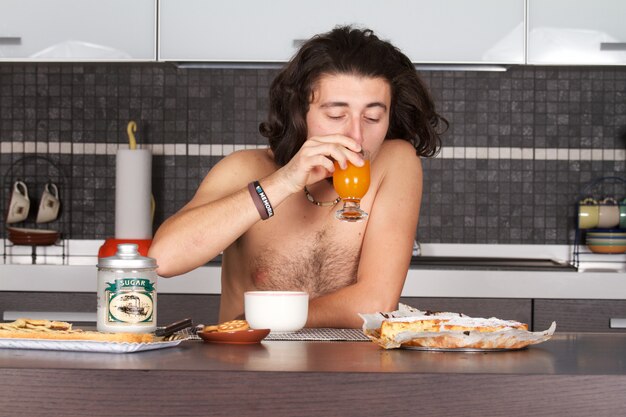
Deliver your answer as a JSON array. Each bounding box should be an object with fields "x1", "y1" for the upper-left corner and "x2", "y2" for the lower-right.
[
  {"x1": 6, "y1": 181, "x2": 30, "y2": 224},
  {"x1": 36, "y1": 183, "x2": 61, "y2": 223},
  {"x1": 598, "y1": 197, "x2": 620, "y2": 229}
]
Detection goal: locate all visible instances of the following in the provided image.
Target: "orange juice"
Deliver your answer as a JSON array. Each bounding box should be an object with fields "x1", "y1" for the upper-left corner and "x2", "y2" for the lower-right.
[{"x1": 333, "y1": 160, "x2": 370, "y2": 200}]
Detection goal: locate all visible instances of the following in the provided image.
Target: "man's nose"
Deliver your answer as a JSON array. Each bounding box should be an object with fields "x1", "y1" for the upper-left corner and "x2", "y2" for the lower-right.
[{"x1": 346, "y1": 118, "x2": 363, "y2": 145}]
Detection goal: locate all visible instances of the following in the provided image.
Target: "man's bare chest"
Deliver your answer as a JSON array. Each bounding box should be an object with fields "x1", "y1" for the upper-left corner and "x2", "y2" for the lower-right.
[{"x1": 243, "y1": 219, "x2": 365, "y2": 298}]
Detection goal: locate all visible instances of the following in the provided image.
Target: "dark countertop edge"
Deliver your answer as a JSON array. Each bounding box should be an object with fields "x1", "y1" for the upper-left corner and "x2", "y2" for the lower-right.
[{"x1": 206, "y1": 257, "x2": 578, "y2": 271}]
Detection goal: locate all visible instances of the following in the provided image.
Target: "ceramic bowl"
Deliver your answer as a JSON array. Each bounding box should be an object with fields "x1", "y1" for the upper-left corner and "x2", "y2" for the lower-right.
[
  {"x1": 586, "y1": 238, "x2": 626, "y2": 245},
  {"x1": 586, "y1": 232, "x2": 626, "y2": 238},
  {"x1": 244, "y1": 291, "x2": 309, "y2": 333},
  {"x1": 7, "y1": 227, "x2": 60, "y2": 246},
  {"x1": 197, "y1": 328, "x2": 270, "y2": 344},
  {"x1": 587, "y1": 244, "x2": 626, "y2": 254}
]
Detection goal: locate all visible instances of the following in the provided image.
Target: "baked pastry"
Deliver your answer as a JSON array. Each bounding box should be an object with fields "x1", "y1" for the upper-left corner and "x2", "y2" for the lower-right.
[
  {"x1": 0, "y1": 318, "x2": 155, "y2": 343},
  {"x1": 380, "y1": 311, "x2": 528, "y2": 341},
  {"x1": 360, "y1": 304, "x2": 555, "y2": 350}
]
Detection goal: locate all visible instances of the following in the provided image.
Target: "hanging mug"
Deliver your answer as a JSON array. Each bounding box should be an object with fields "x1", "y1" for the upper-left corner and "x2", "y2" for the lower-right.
[
  {"x1": 36, "y1": 183, "x2": 61, "y2": 223},
  {"x1": 6, "y1": 181, "x2": 30, "y2": 224}
]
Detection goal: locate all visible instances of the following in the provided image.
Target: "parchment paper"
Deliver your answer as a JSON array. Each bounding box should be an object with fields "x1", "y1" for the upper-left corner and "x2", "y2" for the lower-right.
[{"x1": 359, "y1": 304, "x2": 556, "y2": 350}]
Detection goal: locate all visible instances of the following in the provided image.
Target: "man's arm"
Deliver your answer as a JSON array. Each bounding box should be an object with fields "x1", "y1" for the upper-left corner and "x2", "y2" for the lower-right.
[
  {"x1": 148, "y1": 150, "x2": 291, "y2": 277},
  {"x1": 305, "y1": 140, "x2": 422, "y2": 328},
  {"x1": 150, "y1": 136, "x2": 364, "y2": 278}
]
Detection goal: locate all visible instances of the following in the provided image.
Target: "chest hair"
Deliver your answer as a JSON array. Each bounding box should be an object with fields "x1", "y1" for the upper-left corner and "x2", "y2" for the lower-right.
[{"x1": 251, "y1": 229, "x2": 360, "y2": 298}]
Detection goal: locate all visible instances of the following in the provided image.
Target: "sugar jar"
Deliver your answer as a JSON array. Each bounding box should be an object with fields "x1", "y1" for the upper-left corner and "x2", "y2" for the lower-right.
[{"x1": 97, "y1": 243, "x2": 157, "y2": 333}]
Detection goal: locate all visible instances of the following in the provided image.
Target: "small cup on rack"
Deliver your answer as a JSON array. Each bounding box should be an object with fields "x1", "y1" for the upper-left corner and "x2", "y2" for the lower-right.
[
  {"x1": 598, "y1": 197, "x2": 620, "y2": 229},
  {"x1": 620, "y1": 198, "x2": 626, "y2": 229},
  {"x1": 578, "y1": 198, "x2": 599, "y2": 229},
  {"x1": 6, "y1": 181, "x2": 30, "y2": 224},
  {"x1": 36, "y1": 183, "x2": 61, "y2": 223}
]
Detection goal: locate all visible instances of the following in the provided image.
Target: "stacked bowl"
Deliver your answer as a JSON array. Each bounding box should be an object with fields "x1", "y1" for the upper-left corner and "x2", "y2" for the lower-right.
[
  {"x1": 586, "y1": 231, "x2": 626, "y2": 254},
  {"x1": 7, "y1": 227, "x2": 60, "y2": 246}
]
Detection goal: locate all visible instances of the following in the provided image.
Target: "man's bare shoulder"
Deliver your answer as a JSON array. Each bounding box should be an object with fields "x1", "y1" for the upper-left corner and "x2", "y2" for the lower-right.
[
  {"x1": 205, "y1": 148, "x2": 275, "y2": 183},
  {"x1": 375, "y1": 139, "x2": 421, "y2": 171},
  {"x1": 190, "y1": 148, "x2": 276, "y2": 205},
  {"x1": 215, "y1": 148, "x2": 275, "y2": 171}
]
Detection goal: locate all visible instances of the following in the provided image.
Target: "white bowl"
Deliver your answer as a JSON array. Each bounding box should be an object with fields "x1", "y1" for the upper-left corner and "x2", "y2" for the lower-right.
[
  {"x1": 244, "y1": 291, "x2": 309, "y2": 333},
  {"x1": 587, "y1": 232, "x2": 626, "y2": 238}
]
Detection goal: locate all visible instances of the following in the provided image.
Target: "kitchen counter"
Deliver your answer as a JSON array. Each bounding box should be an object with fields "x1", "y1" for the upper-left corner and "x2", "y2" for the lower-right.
[
  {"x1": 3, "y1": 242, "x2": 626, "y2": 299},
  {"x1": 3, "y1": 263, "x2": 626, "y2": 299},
  {"x1": 1, "y1": 333, "x2": 626, "y2": 416}
]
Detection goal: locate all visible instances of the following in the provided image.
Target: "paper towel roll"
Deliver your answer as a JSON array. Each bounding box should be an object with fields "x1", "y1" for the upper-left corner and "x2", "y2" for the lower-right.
[{"x1": 115, "y1": 149, "x2": 153, "y2": 239}]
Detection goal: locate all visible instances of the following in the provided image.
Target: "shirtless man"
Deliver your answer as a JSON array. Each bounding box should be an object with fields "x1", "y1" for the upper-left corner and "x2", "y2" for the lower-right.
[{"x1": 148, "y1": 26, "x2": 446, "y2": 328}]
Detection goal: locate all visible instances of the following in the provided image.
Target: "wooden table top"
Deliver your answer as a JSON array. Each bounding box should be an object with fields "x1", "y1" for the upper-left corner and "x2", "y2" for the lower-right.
[
  {"x1": 2, "y1": 332, "x2": 626, "y2": 417},
  {"x1": 0, "y1": 332, "x2": 625, "y2": 375}
]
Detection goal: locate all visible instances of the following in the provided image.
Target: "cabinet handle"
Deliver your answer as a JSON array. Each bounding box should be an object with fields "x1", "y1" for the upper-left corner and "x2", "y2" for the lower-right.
[
  {"x1": 609, "y1": 318, "x2": 626, "y2": 328},
  {"x1": 0, "y1": 36, "x2": 21, "y2": 45},
  {"x1": 600, "y1": 42, "x2": 626, "y2": 51}
]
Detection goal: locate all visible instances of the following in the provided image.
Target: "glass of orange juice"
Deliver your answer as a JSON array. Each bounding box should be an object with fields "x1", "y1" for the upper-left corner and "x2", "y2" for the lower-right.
[{"x1": 332, "y1": 150, "x2": 370, "y2": 222}]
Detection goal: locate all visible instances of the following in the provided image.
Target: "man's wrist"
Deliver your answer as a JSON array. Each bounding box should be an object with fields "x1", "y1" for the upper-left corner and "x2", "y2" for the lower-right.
[{"x1": 248, "y1": 181, "x2": 274, "y2": 220}]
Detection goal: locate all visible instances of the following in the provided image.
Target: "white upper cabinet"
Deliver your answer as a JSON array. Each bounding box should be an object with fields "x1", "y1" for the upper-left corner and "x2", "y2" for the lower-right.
[
  {"x1": 528, "y1": 0, "x2": 626, "y2": 65},
  {"x1": 159, "y1": 0, "x2": 525, "y2": 64},
  {"x1": 0, "y1": 0, "x2": 156, "y2": 61}
]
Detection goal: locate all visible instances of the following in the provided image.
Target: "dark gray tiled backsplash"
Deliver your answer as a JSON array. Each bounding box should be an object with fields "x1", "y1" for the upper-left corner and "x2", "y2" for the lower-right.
[{"x1": 1, "y1": 63, "x2": 625, "y2": 244}]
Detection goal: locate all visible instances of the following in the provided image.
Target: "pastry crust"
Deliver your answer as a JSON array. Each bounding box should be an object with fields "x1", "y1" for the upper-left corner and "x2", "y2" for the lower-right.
[
  {"x1": 360, "y1": 304, "x2": 554, "y2": 350},
  {"x1": 378, "y1": 312, "x2": 529, "y2": 348},
  {"x1": 0, "y1": 319, "x2": 155, "y2": 343},
  {"x1": 380, "y1": 313, "x2": 528, "y2": 340}
]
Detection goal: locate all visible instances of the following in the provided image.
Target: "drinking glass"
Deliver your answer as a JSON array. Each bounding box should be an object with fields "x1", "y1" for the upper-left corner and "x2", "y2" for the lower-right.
[{"x1": 332, "y1": 151, "x2": 370, "y2": 222}]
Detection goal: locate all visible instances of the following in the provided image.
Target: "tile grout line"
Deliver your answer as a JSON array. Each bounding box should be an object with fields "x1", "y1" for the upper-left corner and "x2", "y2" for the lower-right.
[{"x1": 2, "y1": 141, "x2": 625, "y2": 161}]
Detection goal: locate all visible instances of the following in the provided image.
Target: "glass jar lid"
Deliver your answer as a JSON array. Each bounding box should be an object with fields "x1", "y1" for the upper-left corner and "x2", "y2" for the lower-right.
[{"x1": 97, "y1": 243, "x2": 157, "y2": 269}]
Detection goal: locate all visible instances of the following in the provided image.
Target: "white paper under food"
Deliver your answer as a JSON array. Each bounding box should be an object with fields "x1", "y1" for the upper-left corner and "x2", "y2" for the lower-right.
[
  {"x1": 359, "y1": 303, "x2": 556, "y2": 350},
  {"x1": 0, "y1": 338, "x2": 182, "y2": 353}
]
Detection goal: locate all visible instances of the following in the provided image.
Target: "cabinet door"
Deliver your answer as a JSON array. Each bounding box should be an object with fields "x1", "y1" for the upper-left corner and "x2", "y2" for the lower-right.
[
  {"x1": 159, "y1": 0, "x2": 524, "y2": 64},
  {"x1": 534, "y1": 299, "x2": 626, "y2": 332},
  {"x1": 0, "y1": 0, "x2": 156, "y2": 61},
  {"x1": 0, "y1": 292, "x2": 220, "y2": 327},
  {"x1": 159, "y1": 294, "x2": 220, "y2": 325},
  {"x1": 528, "y1": 0, "x2": 626, "y2": 65}
]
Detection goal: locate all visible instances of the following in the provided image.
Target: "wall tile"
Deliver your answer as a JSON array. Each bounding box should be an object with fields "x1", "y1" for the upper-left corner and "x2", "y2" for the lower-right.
[{"x1": 0, "y1": 63, "x2": 625, "y2": 244}]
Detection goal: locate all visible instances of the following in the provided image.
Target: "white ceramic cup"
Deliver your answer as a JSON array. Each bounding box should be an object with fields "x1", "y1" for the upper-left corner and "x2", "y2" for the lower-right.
[
  {"x1": 578, "y1": 198, "x2": 599, "y2": 229},
  {"x1": 244, "y1": 291, "x2": 309, "y2": 333},
  {"x1": 598, "y1": 197, "x2": 620, "y2": 229},
  {"x1": 620, "y1": 198, "x2": 626, "y2": 229},
  {"x1": 36, "y1": 183, "x2": 61, "y2": 223},
  {"x1": 6, "y1": 181, "x2": 30, "y2": 224}
]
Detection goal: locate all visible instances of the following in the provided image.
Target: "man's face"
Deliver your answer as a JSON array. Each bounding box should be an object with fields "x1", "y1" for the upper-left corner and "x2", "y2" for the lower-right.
[{"x1": 305, "y1": 73, "x2": 391, "y2": 158}]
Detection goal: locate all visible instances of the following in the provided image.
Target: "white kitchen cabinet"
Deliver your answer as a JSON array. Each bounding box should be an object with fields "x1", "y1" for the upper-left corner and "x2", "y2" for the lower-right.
[
  {"x1": 0, "y1": 0, "x2": 156, "y2": 61},
  {"x1": 528, "y1": 0, "x2": 626, "y2": 65},
  {"x1": 159, "y1": 0, "x2": 525, "y2": 64}
]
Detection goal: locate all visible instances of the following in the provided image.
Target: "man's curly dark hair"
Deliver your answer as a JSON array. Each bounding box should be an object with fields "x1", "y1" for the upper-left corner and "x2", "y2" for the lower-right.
[{"x1": 259, "y1": 26, "x2": 447, "y2": 167}]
